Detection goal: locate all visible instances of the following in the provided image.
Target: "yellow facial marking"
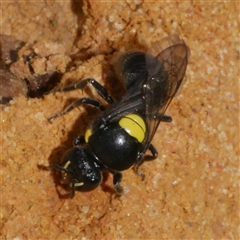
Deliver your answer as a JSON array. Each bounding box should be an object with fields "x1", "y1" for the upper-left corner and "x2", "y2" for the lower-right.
[
  {"x1": 70, "y1": 182, "x2": 84, "y2": 187},
  {"x1": 119, "y1": 114, "x2": 146, "y2": 143},
  {"x1": 85, "y1": 128, "x2": 92, "y2": 143},
  {"x1": 63, "y1": 161, "x2": 70, "y2": 169},
  {"x1": 74, "y1": 182, "x2": 84, "y2": 187}
]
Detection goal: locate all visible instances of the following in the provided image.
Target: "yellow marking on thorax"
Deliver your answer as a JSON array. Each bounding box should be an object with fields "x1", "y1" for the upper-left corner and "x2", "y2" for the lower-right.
[
  {"x1": 85, "y1": 128, "x2": 92, "y2": 143},
  {"x1": 119, "y1": 113, "x2": 146, "y2": 143}
]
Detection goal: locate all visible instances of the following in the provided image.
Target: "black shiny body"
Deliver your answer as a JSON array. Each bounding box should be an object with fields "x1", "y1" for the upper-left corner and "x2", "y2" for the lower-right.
[{"x1": 87, "y1": 122, "x2": 142, "y2": 172}]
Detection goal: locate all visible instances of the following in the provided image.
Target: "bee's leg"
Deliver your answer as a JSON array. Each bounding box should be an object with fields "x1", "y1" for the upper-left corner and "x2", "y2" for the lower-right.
[
  {"x1": 48, "y1": 97, "x2": 105, "y2": 122},
  {"x1": 134, "y1": 143, "x2": 158, "y2": 180},
  {"x1": 113, "y1": 172, "x2": 124, "y2": 195},
  {"x1": 148, "y1": 143, "x2": 158, "y2": 159},
  {"x1": 160, "y1": 114, "x2": 172, "y2": 122},
  {"x1": 46, "y1": 78, "x2": 114, "y2": 105}
]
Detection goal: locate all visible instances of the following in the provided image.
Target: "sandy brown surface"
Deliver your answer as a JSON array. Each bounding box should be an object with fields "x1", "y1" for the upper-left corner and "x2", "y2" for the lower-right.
[{"x1": 1, "y1": 1, "x2": 239, "y2": 239}]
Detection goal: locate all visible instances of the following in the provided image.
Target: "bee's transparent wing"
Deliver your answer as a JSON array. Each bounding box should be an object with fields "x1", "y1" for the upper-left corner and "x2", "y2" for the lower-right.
[{"x1": 144, "y1": 35, "x2": 190, "y2": 149}]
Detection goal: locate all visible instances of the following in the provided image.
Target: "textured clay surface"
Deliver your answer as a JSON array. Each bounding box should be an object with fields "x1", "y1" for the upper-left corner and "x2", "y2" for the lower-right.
[{"x1": 1, "y1": 1, "x2": 239, "y2": 239}]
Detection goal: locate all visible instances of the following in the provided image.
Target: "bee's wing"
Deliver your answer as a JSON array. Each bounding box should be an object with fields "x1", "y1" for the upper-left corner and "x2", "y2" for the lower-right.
[
  {"x1": 101, "y1": 71, "x2": 147, "y2": 123},
  {"x1": 144, "y1": 35, "x2": 190, "y2": 149}
]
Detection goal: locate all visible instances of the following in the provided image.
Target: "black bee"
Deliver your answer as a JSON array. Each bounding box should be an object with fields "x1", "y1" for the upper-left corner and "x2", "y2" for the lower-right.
[{"x1": 47, "y1": 34, "x2": 190, "y2": 198}]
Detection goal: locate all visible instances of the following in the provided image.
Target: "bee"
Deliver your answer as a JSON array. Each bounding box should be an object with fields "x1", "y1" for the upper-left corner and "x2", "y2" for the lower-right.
[{"x1": 47, "y1": 34, "x2": 190, "y2": 198}]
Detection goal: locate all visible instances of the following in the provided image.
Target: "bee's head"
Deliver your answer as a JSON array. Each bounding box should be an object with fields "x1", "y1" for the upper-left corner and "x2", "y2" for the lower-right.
[{"x1": 50, "y1": 146, "x2": 102, "y2": 198}]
